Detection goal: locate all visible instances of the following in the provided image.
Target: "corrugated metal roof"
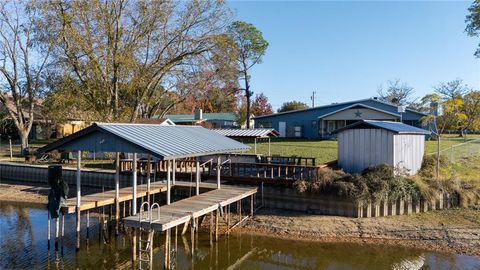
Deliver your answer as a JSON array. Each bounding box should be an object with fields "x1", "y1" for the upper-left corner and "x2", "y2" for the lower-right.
[
  {"x1": 335, "y1": 120, "x2": 431, "y2": 135},
  {"x1": 165, "y1": 112, "x2": 237, "y2": 122},
  {"x1": 212, "y1": 128, "x2": 279, "y2": 138},
  {"x1": 37, "y1": 123, "x2": 249, "y2": 159}
]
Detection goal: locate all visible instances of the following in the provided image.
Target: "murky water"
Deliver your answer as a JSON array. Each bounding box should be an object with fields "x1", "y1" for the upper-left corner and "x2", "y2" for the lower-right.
[{"x1": 1, "y1": 203, "x2": 479, "y2": 270}]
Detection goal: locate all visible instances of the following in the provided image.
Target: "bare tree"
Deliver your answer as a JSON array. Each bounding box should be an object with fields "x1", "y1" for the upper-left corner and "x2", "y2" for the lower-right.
[
  {"x1": 39, "y1": 0, "x2": 231, "y2": 122},
  {"x1": 0, "y1": 1, "x2": 52, "y2": 152},
  {"x1": 434, "y1": 79, "x2": 468, "y2": 100},
  {"x1": 377, "y1": 79, "x2": 415, "y2": 106}
]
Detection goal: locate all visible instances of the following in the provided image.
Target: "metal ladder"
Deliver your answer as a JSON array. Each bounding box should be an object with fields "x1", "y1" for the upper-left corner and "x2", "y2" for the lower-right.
[{"x1": 138, "y1": 202, "x2": 160, "y2": 269}]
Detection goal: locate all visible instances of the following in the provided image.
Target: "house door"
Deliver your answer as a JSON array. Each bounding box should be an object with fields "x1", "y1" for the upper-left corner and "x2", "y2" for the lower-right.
[
  {"x1": 279, "y1": 122, "x2": 286, "y2": 137},
  {"x1": 327, "y1": 120, "x2": 335, "y2": 133}
]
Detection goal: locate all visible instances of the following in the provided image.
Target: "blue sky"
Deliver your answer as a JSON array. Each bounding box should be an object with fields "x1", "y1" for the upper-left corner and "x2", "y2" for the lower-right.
[{"x1": 228, "y1": 1, "x2": 480, "y2": 110}]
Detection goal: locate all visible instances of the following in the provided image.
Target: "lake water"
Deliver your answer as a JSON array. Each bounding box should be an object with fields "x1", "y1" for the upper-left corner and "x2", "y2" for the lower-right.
[{"x1": 1, "y1": 203, "x2": 479, "y2": 270}]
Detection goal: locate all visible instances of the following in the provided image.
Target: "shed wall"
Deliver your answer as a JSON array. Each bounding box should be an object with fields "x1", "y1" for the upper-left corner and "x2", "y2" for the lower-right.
[
  {"x1": 393, "y1": 134, "x2": 425, "y2": 175},
  {"x1": 338, "y1": 129, "x2": 394, "y2": 173}
]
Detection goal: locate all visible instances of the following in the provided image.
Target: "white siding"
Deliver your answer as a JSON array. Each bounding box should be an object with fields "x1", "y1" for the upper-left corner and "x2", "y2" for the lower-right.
[
  {"x1": 338, "y1": 129, "x2": 396, "y2": 174},
  {"x1": 393, "y1": 134, "x2": 425, "y2": 175}
]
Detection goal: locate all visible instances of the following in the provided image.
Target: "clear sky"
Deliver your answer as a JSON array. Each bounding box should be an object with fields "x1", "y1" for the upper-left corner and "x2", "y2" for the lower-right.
[{"x1": 227, "y1": 0, "x2": 480, "y2": 110}]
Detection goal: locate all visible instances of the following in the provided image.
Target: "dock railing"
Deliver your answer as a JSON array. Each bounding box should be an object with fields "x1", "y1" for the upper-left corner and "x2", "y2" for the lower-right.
[{"x1": 119, "y1": 158, "x2": 324, "y2": 183}]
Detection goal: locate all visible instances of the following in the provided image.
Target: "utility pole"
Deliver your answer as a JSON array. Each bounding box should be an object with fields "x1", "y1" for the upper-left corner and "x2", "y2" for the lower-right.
[{"x1": 310, "y1": 91, "x2": 316, "y2": 107}]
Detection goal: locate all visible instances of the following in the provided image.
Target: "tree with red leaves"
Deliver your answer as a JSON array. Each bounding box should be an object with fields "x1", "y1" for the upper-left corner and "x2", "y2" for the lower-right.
[{"x1": 252, "y1": 93, "x2": 273, "y2": 116}]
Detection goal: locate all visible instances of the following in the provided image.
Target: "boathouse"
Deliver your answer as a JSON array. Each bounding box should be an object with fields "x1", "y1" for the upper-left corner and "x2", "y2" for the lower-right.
[{"x1": 335, "y1": 120, "x2": 430, "y2": 175}]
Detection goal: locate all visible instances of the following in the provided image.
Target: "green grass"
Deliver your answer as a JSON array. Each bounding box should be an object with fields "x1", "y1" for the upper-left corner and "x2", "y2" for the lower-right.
[{"x1": 247, "y1": 134, "x2": 480, "y2": 165}]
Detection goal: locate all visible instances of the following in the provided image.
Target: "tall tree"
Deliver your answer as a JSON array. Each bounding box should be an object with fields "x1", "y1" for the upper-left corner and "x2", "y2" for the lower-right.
[
  {"x1": 460, "y1": 90, "x2": 480, "y2": 134},
  {"x1": 278, "y1": 101, "x2": 308, "y2": 113},
  {"x1": 39, "y1": 0, "x2": 231, "y2": 122},
  {"x1": 227, "y1": 21, "x2": 268, "y2": 129},
  {"x1": 377, "y1": 79, "x2": 415, "y2": 105},
  {"x1": 0, "y1": 1, "x2": 52, "y2": 152},
  {"x1": 466, "y1": 0, "x2": 480, "y2": 57},
  {"x1": 252, "y1": 93, "x2": 273, "y2": 116}
]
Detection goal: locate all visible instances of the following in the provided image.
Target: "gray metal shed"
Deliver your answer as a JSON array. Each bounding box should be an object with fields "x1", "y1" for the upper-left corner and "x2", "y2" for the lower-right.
[{"x1": 335, "y1": 120, "x2": 430, "y2": 175}]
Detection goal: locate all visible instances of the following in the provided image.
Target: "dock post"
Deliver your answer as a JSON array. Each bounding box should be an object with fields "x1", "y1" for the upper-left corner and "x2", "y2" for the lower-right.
[
  {"x1": 76, "y1": 150, "x2": 82, "y2": 251},
  {"x1": 167, "y1": 160, "x2": 171, "y2": 205},
  {"x1": 61, "y1": 212, "x2": 65, "y2": 254},
  {"x1": 132, "y1": 153, "x2": 138, "y2": 215},
  {"x1": 55, "y1": 217, "x2": 59, "y2": 251},
  {"x1": 251, "y1": 195, "x2": 254, "y2": 217},
  {"x1": 132, "y1": 229, "x2": 137, "y2": 264},
  {"x1": 215, "y1": 210, "x2": 219, "y2": 242},
  {"x1": 172, "y1": 159, "x2": 176, "y2": 185},
  {"x1": 147, "y1": 155, "x2": 151, "y2": 205},
  {"x1": 47, "y1": 211, "x2": 51, "y2": 250},
  {"x1": 217, "y1": 156, "x2": 221, "y2": 190},
  {"x1": 210, "y1": 212, "x2": 213, "y2": 246},
  {"x1": 86, "y1": 210, "x2": 90, "y2": 239},
  {"x1": 226, "y1": 204, "x2": 230, "y2": 235},
  {"x1": 238, "y1": 200, "x2": 242, "y2": 222},
  {"x1": 195, "y1": 157, "x2": 200, "y2": 195},
  {"x1": 115, "y1": 152, "x2": 120, "y2": 236}
]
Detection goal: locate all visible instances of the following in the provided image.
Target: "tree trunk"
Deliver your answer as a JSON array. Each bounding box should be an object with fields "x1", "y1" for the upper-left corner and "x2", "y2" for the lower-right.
[
  {"x1": 20, "y1": 129, "x2": 29, "y2": 155},
  {"x1": 244, "y1": 72, "x2": 251, "y2": 129}
]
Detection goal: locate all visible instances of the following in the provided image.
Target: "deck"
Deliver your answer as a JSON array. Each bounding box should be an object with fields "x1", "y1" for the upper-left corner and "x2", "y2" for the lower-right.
[
  {"x1": 123, "y1": 185, "x2": 258, "y2": 232},
  {"x1": 62, "y1": 181, "x2": 222, "y2": 214}
]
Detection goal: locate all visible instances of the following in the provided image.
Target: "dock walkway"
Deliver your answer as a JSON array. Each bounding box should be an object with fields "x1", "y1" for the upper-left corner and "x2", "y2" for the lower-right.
[
  {"x1": 123, "y1": 185, "x2": 258, "y2": 232},
  {"x1": 62, "y1": 180, "x2": 227, "y2": 214}
]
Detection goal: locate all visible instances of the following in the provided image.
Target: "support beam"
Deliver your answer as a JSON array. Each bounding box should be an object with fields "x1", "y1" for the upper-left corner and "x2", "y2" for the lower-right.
[
  {"x1": 195, "y1": 157, "x2": 200, "y2": 196},
  {"x1": 172, "y1": 159, "x2": 176, "y2": 185},
  {"x1": 217, "y1": 156, "x2": 221, "y2": 190},
  {"x1": 254, "y1": 138, "x2": 257, "y2": 155},
  {"x1": 115, "y1": 152, "x2": 120, "y2": 235},
  {"x1": 167, "y1": 160, "x2": 171, "y2": 205},
  {"x1": 147, "y1": 154, "x2": 151, "y2": 205},
  {"x1": 132, "y1": 153, "x2": 138, "y2": 215},
  {"x1": 47, "y1": 211, "x2": 51, "y2": 250},
  {"x1": 76, "y1": 150, "x2": 81, "y2": 251}
]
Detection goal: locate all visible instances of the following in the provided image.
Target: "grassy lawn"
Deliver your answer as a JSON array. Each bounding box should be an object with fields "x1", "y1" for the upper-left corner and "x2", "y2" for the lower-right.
[{"x1": 247, "y1": 134, "x2": 480, "y2": 164}]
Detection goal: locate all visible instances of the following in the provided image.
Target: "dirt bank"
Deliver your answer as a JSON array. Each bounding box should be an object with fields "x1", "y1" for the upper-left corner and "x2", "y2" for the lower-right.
[
  {"x1": 235, "y1": 208, "x2": 480, "y2": 257},
  {"x1": 0, "y1": 183, "x2": 49, "y2": 205}
]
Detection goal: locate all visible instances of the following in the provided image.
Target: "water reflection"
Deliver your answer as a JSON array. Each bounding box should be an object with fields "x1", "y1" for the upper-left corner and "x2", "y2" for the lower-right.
[{"x1": 0, "y1": 203, "x2": 479, "y2": 270}]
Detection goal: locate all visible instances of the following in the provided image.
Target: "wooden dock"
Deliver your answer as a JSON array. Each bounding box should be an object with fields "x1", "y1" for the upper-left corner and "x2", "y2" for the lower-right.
[
  {"x1": 62, "y1": 180, "x2": 226, "y2": 214},
  {"x1": 123, "y1": 185, "x2": 258, "y2": 232}
]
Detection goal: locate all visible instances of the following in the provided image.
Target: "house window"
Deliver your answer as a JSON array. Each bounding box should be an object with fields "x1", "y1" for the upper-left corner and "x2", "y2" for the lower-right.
[
  {"x1": 258, "y1": 122, "x2": 272, "y2": 128},
  {"x1": 311, "y1": 120, "x2": 317, "y2": 128}
]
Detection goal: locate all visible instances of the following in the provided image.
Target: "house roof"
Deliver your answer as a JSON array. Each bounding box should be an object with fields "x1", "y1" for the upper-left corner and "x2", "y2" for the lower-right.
[
  {"x1": 37, "y1": 123, "x2": 249, "y2": 160},
  {"x1": 212, "y1": 128, "x2": 279, "y2": 138},
  {"x1": 165, "y1": 112, "x2": 237, "y2": 122},
  {"x1": 334, "y1": 120, "x2": 431, "y2": 135},
  {"x1": 254, "y1": 98, "x2": 426, "y2": 119},
  {"x1": 316, "y1": 103, "x2": 400, "y2": 118}
]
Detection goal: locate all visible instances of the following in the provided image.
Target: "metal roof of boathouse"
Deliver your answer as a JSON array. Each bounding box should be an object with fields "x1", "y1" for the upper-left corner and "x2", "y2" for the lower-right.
[
  {"x1": 37, "y1": 123, "x2": 249, "y2": 159},
  {"x1": 212, "y1": 128, "x2": 279, "y2": 138},
  {"x1": 334, "y1": 120, "x2": 431, "y2": 135}
]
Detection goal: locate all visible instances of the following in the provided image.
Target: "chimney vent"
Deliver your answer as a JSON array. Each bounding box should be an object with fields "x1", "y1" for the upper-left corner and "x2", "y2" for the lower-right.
[{"x1": 194, "y1": 108, "x2": 203, "y2": 120}]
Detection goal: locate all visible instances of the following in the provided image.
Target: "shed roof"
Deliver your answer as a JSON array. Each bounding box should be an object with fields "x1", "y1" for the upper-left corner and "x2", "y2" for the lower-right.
[
  {"x1": 37, "y1": 123, "x2": 249, "y2": 159},
  {"x1": 334, "y1": 120, "x2": 431, "y2": 135},
  {"x1": 212, "y1": 128, "x2": 279, "y2": 138}
]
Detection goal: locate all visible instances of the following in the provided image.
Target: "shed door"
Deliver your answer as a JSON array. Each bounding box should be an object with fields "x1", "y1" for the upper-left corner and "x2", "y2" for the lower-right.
[{"x1": 279, "y1": 122, "x2": 286, "y2": 137}]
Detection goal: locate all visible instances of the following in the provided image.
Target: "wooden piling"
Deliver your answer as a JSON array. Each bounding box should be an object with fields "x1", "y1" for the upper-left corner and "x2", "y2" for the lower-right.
[
  {"x1": 76, "y1": 208, "x2": 80, "y2": 250},
  {"x1": 55, "y1": 217, "x2": 59, "y2": 251},
  {"x1": 47, "y1": 211, "x2": 51, "y2": 250},
  {"x1": 210, "y1": 212, "x2": 213, "y2": 246},
  {"x1": 215, "y1": 210, "x2": 219, "y2": 242}
]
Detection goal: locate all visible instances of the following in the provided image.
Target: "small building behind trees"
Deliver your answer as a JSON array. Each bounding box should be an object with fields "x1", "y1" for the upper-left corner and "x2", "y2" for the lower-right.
[{"x1": 335, "y1": 120, "x2": 430, "y2": 175}]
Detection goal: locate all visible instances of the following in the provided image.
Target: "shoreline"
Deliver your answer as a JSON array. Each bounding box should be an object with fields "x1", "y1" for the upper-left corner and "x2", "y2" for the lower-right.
[
  {"x1": 1, "y1": 183, "x2": 479, "y2": 257},
  {"x1": 234, "y1": 208, "x2": 480, "y2": 257}
]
